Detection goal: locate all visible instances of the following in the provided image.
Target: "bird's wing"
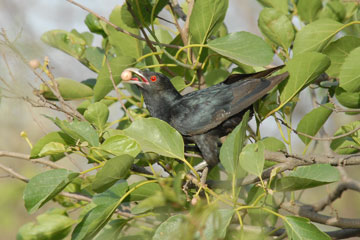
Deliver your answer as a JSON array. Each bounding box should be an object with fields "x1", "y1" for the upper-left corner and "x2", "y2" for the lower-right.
[
  {"x1": 223, "y1": 65, "x2": 284, "y2": 85},
  {"x1": 170, "y1": 72, "x2": 289, "y2": 135}
]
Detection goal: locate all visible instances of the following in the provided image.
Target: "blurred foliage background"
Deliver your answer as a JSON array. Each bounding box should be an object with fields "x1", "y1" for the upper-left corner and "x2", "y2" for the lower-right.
[{"x1": 0, "y1": 0, "x2": 359, "y2": 239}]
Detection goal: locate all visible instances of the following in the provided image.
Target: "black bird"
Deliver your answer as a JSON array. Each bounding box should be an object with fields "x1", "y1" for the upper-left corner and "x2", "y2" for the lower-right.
[{"x1": 121, "y1": 67, "x2": 289, "y2": 169}]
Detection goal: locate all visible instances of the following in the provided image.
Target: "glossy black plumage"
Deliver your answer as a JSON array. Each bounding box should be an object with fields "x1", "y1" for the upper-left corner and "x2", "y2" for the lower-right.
[{"x1": 123, "y1": 67, "x2": 289, "y2": 167}]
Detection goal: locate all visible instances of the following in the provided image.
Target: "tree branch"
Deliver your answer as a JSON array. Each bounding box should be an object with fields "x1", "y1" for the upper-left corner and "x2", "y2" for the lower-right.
[
  {"x1": 313, "y1": 180, "x2": 360, "y2": 212},
  {"x1": 0, "y1": 150, "x2": 63, "y2": 169},
  {"x1": 281, "y1": 201, "x2": 360, "y2": 229}
]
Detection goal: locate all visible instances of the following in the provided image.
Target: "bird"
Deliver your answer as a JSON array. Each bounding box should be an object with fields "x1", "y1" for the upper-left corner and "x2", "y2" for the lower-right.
[{"x1": 121, "y1": 67, "x2": 289, "y2": 170}]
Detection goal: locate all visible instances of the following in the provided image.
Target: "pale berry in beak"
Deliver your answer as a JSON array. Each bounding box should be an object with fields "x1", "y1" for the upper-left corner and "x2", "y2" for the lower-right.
[{"x1": 121, "y1": 70, "x2": 133, "y2": 81}]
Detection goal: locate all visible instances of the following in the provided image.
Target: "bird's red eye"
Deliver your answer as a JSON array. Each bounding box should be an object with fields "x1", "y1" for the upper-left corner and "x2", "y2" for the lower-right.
[{"x1": 150, "y1": 75, "x2": 157, "y2": 82}]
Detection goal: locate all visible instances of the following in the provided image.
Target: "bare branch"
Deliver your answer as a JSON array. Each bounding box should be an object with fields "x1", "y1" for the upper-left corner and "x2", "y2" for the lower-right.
[
  {"x1": 0, "y1": 150, "x2": 63, "y2": 169},
  {"x1": 281, "y1": 201, "x2": 360, "y2": 229},
  {"x1": 277, "y1": 117, "x2": 360, "y2": 141},
  {"x1": 313, "y1": 180, "x2": 360, "y2": 212},
  {"x1": 0, "y1": 162, "x2": 29, "y2": 182}
]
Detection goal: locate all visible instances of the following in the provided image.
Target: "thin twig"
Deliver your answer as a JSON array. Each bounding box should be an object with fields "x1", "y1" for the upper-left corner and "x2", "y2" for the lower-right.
[
  {"x1": 0, "y1": 150, "x2": 63, "y2": 169},
  {"x1": 277, "y1": 117, "x2": 360, "y2": 141},
  {"x1": 313, "y1": 180, "x2": 360, "y2": 212},
  {"x1": 66, "y1": 0, "x2": 180, "y2": 49},
  {"x1": 105, "y1": 58, "x2": 134, "y2": 122},
  {"x1": 281, "y1": 201, "x2": 360, "y2": 228}
]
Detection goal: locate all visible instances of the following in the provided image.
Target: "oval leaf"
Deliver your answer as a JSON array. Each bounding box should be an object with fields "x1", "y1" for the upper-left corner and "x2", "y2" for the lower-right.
[
  {"x1": 207, "y1": 31, "x2": 274, "y2": 66},
  {"x1": 239, "y1": 142, "x2": 265, "y2": 177},
  {"x1": 30, "y1": 131, "x2": 75, "y2": 159},
  {"x1": 278, "y1": 52, "x2": 330, "y2": 109},
  {"x1": 323, "y1": 36, "x2": 360, "y2": 78},
  {"x1": 23, "y1": 169, "x2": 79, "y2": 213},
  {"x1": 40, "y1": 78, "x2": 94, "y2": 101},
  {"x1": 189, "y1": 0, "x2": 229, "y2": 44},
  {"x1": 335, "y1": 87, "x2": 360, "y2": 109},
  {"x1": 99, "y1": 134, "x2": 141, "y2": 158},
  {"x1": 92, "y1": 155, "x2": 134, "y2": 193},
  {"x1": 258, "y1": 8, "x2": 295, "y2": 49},
  {"x1": 285, "y1": 216, "x2": 331, "y2": 240},
  {"x1": 51, "y1": 118, "x2": 100, "y2": 147},
  {"x1": 41, "y1": 30, "x2": 86, "y2": 59},
  {"x1": 153, "y1": 215, "x2": 186, "y2": 240},
  {"x1": 219, "y1": 111, "x2": 249, "y2": 178},
  {"x1": 330, "y1": 120, "x2": 360, "y2": 154},
  {"x1": 339, "y1": 47, "x2": 360, "y2": 92},
  {"x1": 296, "y1": 103, "x2": 334, "y2": 145},
  {"x1": 84, "y1": 102, "x2": 109, "y2": 132},
  {"x1": 296, "y1": 0, "x2": 322, "y2": 23},
  {"x1": 275, "y1": 164, "x2": 340, "y2": 191},
  {"x1": 17, "y1": 212, "x2": 75, "y2": 240},
  {"x1": 123, "y1": 118, "x2": 184, "y2": 160},
  {"x1": 293, "y1": 19, "x2": 343, "y2": 55}
]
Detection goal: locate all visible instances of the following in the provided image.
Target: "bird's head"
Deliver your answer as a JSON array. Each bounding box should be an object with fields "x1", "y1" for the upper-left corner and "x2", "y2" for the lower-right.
[{"x1": 121, "y1": 68, "x2": 174, "y2": 92}]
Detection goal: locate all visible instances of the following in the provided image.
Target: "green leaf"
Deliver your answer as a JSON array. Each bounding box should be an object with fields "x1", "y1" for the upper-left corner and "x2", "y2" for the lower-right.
[
  {"x1": 85, "y1": 13, "x2": 106, "y2": 36},
  {"x1": 123, "y1": 118, "x2": 184, "y2": 160},
  {"x1": 131, "y1": 191, "x2": 166, "y2": 214},
  {"x1": 284, "y1": 216, "x2": 331, "y2": 240},
  {"x1": 219, "y1": 111, "x2": 249, "y2": 178},
  {"x1": 40, "y1": 78, "x2": 94, "y2": 101},
  {"x1": 189, "y1": 0, "x2": 229, "y2": 44},
  {"x1": 99, "y1": 135, "x2": 141, "y2": 158},
  {"x1": 258, "y1": 8, "x2": 295, "y2": 49},
  {"x1": 330, "y1": 120, "x2": 360, "y2": 154},
  {"x1": 93, "y1": 181, "x2": 128, "y2": 205},
  {"x1": 17, "y1": 211, "x2": 75, "y2": 240},
  {"x1": 239, "y1": 142, "x2": 265, "y2": 177},
  {"x1": 335, "y1": 87, "x2": 360, "y2": 109},
  {"x1": 170, "y1": 76, "x2": 187, "y2": 91},
  {"x1": 318, "y1": 0, "x2": 346, "y2": 22},
  {"x1": 296, "y1": 103, "x2": 334, "y2": 145},
  {"x1": 107, "y1": 5, "x2": 142, "y2": 58},
  {"x1": 207, "y1": 32, "x2": 274, "y2": 66},
  {"x1": 246, "y1": 186, "x2": 277, "y2": 226},
  {"x1": 41, "y1": 30, "x2": 86, "y2": 60},
  {"x1": 296, "y1": 0, "x2": 322, "y2": 23},
  {"x1": 93, "y1": 56, "x2": 135, "y2": 101},
  {"x1": 152, "y1": 215, "x2": 186, "y2": 240},
  {"x1": 339, "y1": 47, "x2": 360, "y2": 92},
  {"x1": 203, "y1": 209, "x2": 234, "y2": 240},
  {"x1": 125, "y1": 182, "x2": 161, "y2": 202},
  {"x1": 72, "y1": 202, "x2": 118, "y2": 240},
  {"x1": 51, "y1": 118, "x2": 100, "y2": 147},
  {"x1": 259, "y1": 137, "x2": 287, "y2": 152},
  {"x1": 84, "y1": 47, "x2": 105, "y2": 72},
  {"x1": 84, "y1": 102, "x2": 109, "y2": 132},
  {"x1": 31, "y1": 132, "x2": 75, "y2": 159},
  {"x1": 93, "y1": 219, "x2": 127, "y2": 240},
  {"x1": 23, "y1": 169, "x2": 79, "y2": 213},
  {"x1": 323, "y1": 36, "x2": 360, "y2": 78},
  {"x1": 279, "y1": 52, "x2": 330, "y2": 107},
  {"x1": 122, "y1": 0, "x2": 168, "y2": 28},
  {"x1": 39, "y1": 142, "x2": 66, "y2": 157},
  {"x1": 256, "y1": 0, "x2": 288, "y2": 14},
  {"x1": 275, "y1": 164, "x2": 340, "y2": 191},
  {"x1": 292, "y1": 19, "x2": 343, "y2": 55},
  {"x1": 204, "y1": 68, "x2": 229, "y2": 87},
  {"x1": 92, "y1": 155, "x2": 134, "y2": 193}
]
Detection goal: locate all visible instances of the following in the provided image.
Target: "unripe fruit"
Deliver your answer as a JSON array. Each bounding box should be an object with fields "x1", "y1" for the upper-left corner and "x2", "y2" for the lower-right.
[{"x1": 121, "y1": 70, "x2": 132, "y2": 81}]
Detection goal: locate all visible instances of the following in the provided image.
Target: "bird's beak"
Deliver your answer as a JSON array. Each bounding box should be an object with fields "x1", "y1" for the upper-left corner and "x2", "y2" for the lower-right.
[{"x1": 122, "y1": 68, "x2": 149, "y2": 87}]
